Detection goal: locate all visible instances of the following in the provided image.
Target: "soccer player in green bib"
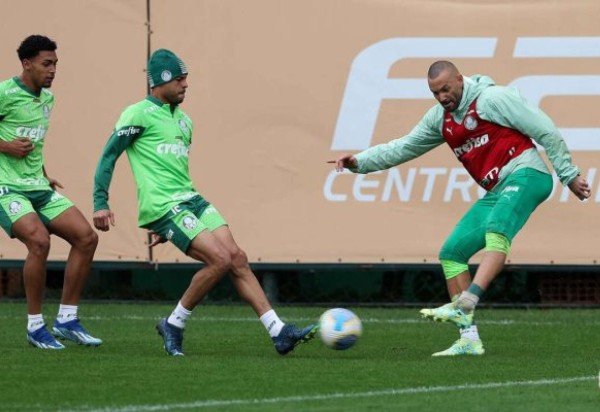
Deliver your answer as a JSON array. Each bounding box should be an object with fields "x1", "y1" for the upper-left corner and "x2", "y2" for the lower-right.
[
  {"x1": 93, "y1": 49, "x2": 317, "y2": 356},
  {"x1": 331, "y1": 61, "x2": 591, "y2": 356},
  {"x1": 0, "y1": 35, "x2": 102, "y2": 349}
]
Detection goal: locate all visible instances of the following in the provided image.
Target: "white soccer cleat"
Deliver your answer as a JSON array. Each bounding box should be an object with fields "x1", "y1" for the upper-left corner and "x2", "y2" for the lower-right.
[{"x1": 431, "y1": 337, "x2": 485, "y2": 357}]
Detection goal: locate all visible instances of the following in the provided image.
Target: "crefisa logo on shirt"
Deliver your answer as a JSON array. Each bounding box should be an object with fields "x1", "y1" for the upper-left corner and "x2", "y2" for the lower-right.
[
  {"x1": 15, "y1": 125, "x2": 47, "y2": 142},
  {"x1": 117, "y1": 126, "x2": 142, "y2": 137},
  {"x1": 453, "y1": 134, "x2": 490, "y2": 157},
  {"x1": 156, "y1": 141, "x2": 189, "y2": 158}
]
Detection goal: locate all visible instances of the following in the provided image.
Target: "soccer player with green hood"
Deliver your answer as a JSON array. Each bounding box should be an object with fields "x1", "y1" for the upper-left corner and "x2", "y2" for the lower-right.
[
  {"x1": 93, "y1": 49, "x2": 317, "y2": 356},
  {"x1": 331, "y1": 61, "x2": 590, "y2": 356}
]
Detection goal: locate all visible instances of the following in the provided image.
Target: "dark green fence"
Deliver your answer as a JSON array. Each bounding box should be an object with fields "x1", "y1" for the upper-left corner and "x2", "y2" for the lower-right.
[{"x1": 2, "y1": 262, "x2": 599, "y2": 306}]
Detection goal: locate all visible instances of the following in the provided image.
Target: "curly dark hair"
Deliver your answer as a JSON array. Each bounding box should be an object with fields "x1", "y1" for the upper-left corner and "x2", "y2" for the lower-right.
[{"x1": 17, "y1": 35, "x2": 57, "y2": 61}]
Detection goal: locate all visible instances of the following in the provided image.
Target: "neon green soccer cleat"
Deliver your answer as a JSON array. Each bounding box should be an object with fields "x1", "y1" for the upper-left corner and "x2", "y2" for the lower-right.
[
  {"x1": 419, "y1": 301, "x2": 474, "y2": 328},
  {"x1": 431, "y1": 337, "x2": 485, "y2": 357}
]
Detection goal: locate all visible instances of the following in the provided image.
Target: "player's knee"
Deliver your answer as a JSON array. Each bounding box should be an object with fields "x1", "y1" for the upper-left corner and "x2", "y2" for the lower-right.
[
  {"x1": 439, "y1": 259, "x2": 469, "y2": 280},
  {"x1": 485, "y1": 232, "x2": 511, "y2": 254},
  {"x1": 439, "y1": 241, "x2": 469, "y2": 280},
  {"x1": 439, "y1": 244, "x2": 466, "y2": 266},
  {"x1": 211, "y1": 247, "x2": 233, "y2": 274},
  {"x1": 230, "y1": 247, "x2": 249, "y2": 269},
  {"x1": 25, "y1": 231, "x2": 51, "y2": 257},
  {"x1": 79, "y1": 229, "x2": 99, "y2": 252}
]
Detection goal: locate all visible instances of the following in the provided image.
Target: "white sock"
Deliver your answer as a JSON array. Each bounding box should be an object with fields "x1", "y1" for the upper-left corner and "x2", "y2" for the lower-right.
[
  {"x1": 27, "y1": 314, "x2": 44, "y2": 332},
  {"x1": 56, "y1": 304, "x2": 78, "y2": 324},
  {"x1": 457, "y1": 291, "x2": 479, "y2": 312},
  {"x1": 460, "y1": 325, "x2": 480, "y2": 341},
  {"x1": 167, "y1": 302, "x2": 192, "y2": 329},
  {"x1": 259, "y1": 309, "x2": 284, "y2": 337}
]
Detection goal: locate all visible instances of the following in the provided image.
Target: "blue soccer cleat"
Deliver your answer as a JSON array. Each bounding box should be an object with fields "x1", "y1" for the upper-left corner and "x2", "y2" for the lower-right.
[
  {"x1": 52, "y1": 319, "x2": 103, "y2": 346},
  {"x1": 156, "y1": 318, "x2": 184, "y2": 356},
  {"x1": 27, "y1": 325, "x2": 65, "y2": 350},
  {"x1": 272, "y1": 323, "x2": 319, "y2": 355}
]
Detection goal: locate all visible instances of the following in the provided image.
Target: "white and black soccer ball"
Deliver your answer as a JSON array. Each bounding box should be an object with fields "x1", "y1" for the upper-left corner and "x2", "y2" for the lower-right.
[{"x1": 318, "y1": 308, "x2": 362, "y2": 350}]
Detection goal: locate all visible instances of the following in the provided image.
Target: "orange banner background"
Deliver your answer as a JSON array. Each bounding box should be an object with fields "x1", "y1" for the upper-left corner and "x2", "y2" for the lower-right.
[{"x1": 1, "y1": 0, "x2": 598, "y2": 265}]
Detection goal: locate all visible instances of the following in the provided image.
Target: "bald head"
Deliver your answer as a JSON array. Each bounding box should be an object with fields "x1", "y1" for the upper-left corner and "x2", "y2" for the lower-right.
[
  {"x1": 427, "y1": 61, "x2": 459, "y2": 80},
  {"x1": 427, "y1": 61, "x2": 464, "y2": 112}
]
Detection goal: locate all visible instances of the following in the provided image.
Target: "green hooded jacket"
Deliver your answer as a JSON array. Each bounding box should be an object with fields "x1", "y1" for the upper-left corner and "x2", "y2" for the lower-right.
[{"x1": 354, "y1": 75, "x2": 580, "y2": 188}]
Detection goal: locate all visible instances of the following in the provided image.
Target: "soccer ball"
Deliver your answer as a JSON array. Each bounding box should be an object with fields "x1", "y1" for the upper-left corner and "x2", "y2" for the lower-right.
[{"x1": 318, "y1": 308, "x2": 362, "y2": 350}]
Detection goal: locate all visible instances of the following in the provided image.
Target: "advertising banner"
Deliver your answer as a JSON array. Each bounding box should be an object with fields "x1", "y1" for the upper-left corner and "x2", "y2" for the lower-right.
[{"x1": 1, "y1": 0, "x2": 598, "y2": 265}]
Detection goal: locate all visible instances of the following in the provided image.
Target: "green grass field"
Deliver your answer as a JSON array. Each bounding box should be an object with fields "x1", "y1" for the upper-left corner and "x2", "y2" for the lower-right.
[{"x1": 1, "y1": 302, "x2": 599, "y2": 411}]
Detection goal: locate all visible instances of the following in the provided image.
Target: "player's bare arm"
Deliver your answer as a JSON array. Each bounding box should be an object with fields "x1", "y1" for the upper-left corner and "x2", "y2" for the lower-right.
[
  {"x1": 93, "y1": 209, "x2": 115, "y2": 232},
  {"x1": 327, "y1": 154, "x2": 357, "y2": 172},
  {"x1": 0, "y1": 137, "x2": 34, "y2": 158},
  {"x1": 42, "y1": 165, "x2": 63, "y2": 190}
]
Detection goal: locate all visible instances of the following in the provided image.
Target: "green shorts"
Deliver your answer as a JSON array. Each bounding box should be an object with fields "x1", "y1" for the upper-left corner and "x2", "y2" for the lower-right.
[
  {"x1": 0, "y1": 188, "x2": 74, "y2": 237},
  {"x1": 439, "y1": 168, "x2": 553, "y2": 263},
  {"x1": 144, "y1": 196, "x2": 228, "y2": 254}
]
